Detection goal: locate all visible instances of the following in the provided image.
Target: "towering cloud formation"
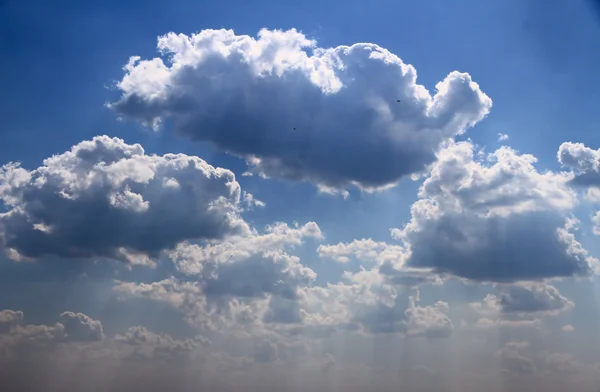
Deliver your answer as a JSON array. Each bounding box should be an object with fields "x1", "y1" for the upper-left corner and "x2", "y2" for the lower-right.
[{"x1": 108, "y1": 28, "x2": 492, "y2": 192}]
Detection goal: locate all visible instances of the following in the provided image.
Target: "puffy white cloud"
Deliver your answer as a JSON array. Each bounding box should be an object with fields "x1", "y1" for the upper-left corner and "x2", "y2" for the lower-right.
[
  {"x1": 170, "y1": 221, "x2": 322, "y2": 275},
  {"x1": 317, "y1": 238, "x2": 404, "y2": 265},
  {"x1": 498, "y1": 133, "x2": 509, "y2": 141},
  {"x1": 5, "y1": 323, "x2": 66, "y2": 347},
  {"x1": 468, "y1": 284, "x2": 572, "y2": 334},
  {"x1": 59, "y1": 311, "x2": 104, "y2": 342},
  {"x1": 404, "y1": 298, "x2": 453, "y2": 339},
  {"x1": 115, "y1": 325, "x2": 208, "y2": 359},
  {"x1": 558, "y1": 142, "x2": 600, "y2": 187},
  {"x1": 0, "y1": 309, "x2": 103, "y2": 351},
  {"x1": 556, "y1": 142, "x2": 600, "y2": 209},
  {"x1": 393, "y1": 141, "x2": 596, "y2": 282},
  {"x1": 592, "y1": 211, "x2": 600, "y2": 235},
  {"x1": 0, "y1": 136, "x2": 250, "y2": 263},
  {"x1": 0, "y1": 310, "x2": 23, "y2": 334},
  {"x1": 108, "y1": 28, "x2": 492, "y2": 192},
  {"x1": 562, "y1": 324, "x2": 575, "y2": 332},
  {"x1": 113, "y1": 278, "x2": 222, "y2": 331},
  {"x1": 113, "y1": 277, "x2": 202, "y2": 310},
  {"x1": 469, "y1": 294, "x2": 502, "y2": 316},
  {"x1": 494, "y1": 284, "x2": 574, "y2": 316},
  {"x1": 116, "y1": 258, "x2": 452, "y2": 339},
  {"x1": 471, "y1": 284, "x2": 574, "y2": 317},
  {"x1": 298, "y1": 270, "x2": 452, "y2": 337},
  {"x1": 317, "y1": 238, "x2": 440, "y2": 287},
  {"x1": 174, "y1": 222, "x2": 321, "y2": 323}
]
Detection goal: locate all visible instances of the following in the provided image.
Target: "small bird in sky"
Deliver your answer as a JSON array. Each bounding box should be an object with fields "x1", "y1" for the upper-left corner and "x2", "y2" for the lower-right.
[{"x1": 396, "y1": 99, "x2": 401, "y2": 103}]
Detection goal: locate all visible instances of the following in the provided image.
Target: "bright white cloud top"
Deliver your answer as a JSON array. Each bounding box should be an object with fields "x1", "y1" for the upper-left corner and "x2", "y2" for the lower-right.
[{"x1": 108, "y1": 28, "x2": 492, "y2": 192}]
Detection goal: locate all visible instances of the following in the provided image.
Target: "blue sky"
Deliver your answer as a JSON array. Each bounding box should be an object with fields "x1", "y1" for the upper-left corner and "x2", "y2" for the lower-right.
[{"x1": 2, "y1": 1, "x2": 600, "y2": 391}]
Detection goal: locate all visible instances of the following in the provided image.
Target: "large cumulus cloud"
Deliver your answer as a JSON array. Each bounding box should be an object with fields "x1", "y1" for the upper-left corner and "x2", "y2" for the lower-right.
[
  {"x1": 392, "y1": 141, "x2": 597, "y2": 282},
  {"x1": 0, "y1": 136, "x2": 251, "y2": 263},
  {"x1": 108, "y1": 28, "x2": 492, "y2": 192}
]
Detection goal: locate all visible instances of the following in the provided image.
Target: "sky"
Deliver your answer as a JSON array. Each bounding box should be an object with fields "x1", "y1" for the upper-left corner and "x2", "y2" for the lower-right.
[{"x1": 1, "y1": 0, "x2": 600, "y2": 391}]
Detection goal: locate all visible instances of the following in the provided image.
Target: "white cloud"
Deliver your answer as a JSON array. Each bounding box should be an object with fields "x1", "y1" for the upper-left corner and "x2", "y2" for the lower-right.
[
  {"x1": 498, "y1": 133, "x2": 509, "y2": 141},
  {"x1": 497, "y1": 342, "x2": 534, "y2": 375},
  {"x1": 317, "y1": 238, "x2": 440, "y2": 287},
  {"x1": 59, "y1": 312, "x2": 104, "y2": 342},
  {"x1": 404, "y1": 297, "x2": 453, "y2": 338},
  {"x1": 317, "y1": 238, "x2": 404, "y2": 265},
  {"x1": 558, "y1": 142, "x2": 600, "y2": 177},
  {"x1": 0, "y1": 309, "x2": 103, "y2": 350},
  {"x1": 469, "y1": 294, "x2": 502, "y2": 316},
  {"x1": 494, "y1": 284, "x2": 574, "y2": 316},
  {"x1": 468, "y1": 284, "x2": 573, "y2": 334},
  {"x1": 0, "y1": 310, "x2": 23, "y2": 334},
  {"x1": 115, "y1": 222, "x2": 322, "y2": 332},
  {"x1": 170, "y1": 221, "x2": 322, "y2": 275},
  {"x1": 0, "y1": 136, "x2": 250, "y2": 263},
  {"x1": 297, "y1": 269, "x2": 452, "y2": 337},
  {"x1": 558, "y1": 142, "x2": 600, "y2": 200},
  {"x1": 115, "y1": 325, "x2": 208, "y2": 359},
  {"x1": 592, "y1": 211, "x2": 600, "y2": 235},
  {"x1": 471, "y1": 284, "x2": 574, "y2": 317},
  {"x1": 392, "y1": 141, "x2": 596, "y2": 282},
  {"x1": 474, "y1": 317, "x2": 542, "y2": 330},
  {"x1": 108, "y1": 28, "x2": 492, "y2": 192}
]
